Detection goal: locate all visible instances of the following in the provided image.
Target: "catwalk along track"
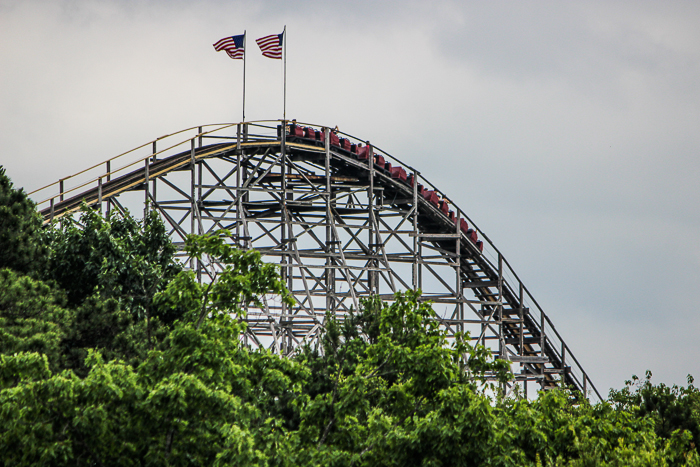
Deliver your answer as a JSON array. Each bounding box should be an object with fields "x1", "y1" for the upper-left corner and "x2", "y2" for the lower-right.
[{"x1": 30, "y1": 120, "x2": 601, "y2": 400}]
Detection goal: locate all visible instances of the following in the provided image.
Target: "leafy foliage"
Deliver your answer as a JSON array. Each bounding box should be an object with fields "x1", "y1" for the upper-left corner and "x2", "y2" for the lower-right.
[
  {"x1": 610, "y1": 371, "x2": 700, "y2": 454},
  {"x1": 0, "y1": 168, "x2": 699, "y2": 465},
  {"x1": 0, "y1": 269, "x2": 71, "y2": 372},
  {"x1": 0, "y1": 166, "x2": 46, "y2": 275},
  {"x1": 39, "y1": 207, "x2": 183, "y2": 374},
  {"x1": 44, "y1": 207, "x2": 180, "y2": 314},
  {"x1": 61, "y1": 295, "x2": 151, "y2": 376},
  {"x1": 294, "y1": 291, "x2": 513, "y2": 465},
  {"x1": 154, "y1": 229, "x2": 293, "y2": 329}
]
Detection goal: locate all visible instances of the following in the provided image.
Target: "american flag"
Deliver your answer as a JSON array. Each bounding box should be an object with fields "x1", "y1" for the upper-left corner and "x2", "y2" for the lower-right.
[
  {"x1": 256, "y1": 32, "x2": 284, "y2": 59},
  {"x1": 213, "y1": 34, "x2": 245, "y2": 59}
]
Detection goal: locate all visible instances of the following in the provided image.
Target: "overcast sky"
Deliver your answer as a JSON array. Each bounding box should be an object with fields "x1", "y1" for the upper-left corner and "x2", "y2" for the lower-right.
[{"x1": 2, "y1": 0, "x2": 699, "y2": 396}]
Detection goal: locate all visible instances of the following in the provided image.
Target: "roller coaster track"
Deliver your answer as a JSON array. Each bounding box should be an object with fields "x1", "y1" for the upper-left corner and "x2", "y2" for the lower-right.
[{"x1": 30, "y1": 120, "x2": 601, "y2": 400}]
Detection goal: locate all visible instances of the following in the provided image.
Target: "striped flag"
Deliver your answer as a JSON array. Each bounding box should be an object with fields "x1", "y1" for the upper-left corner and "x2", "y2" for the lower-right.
[
  {"x1": 213, "y1": 34, "x2": 245, "y2": 59},
  {"x1": 256, "y1": 32, "x2": 284, "y2": 59}
]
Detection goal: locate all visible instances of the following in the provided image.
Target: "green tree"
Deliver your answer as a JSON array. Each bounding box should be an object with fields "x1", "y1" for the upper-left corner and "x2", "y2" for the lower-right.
[
  {"x1": 0, "y1": 230, "x2": 301, "y2": 466},
  {"x1": 60, "y1": 295, "x2": 151, "y2": 376},
  {"x1": 0, "y1": 268, "x2": 71, "y2": 372},
  {"x1": 0, "y1": 166, "x2": 46, "y2": 275},
  {"x1": 610, "y1": 371, "x2": 700, "y2": 457},
  {"x1": 42, "y1": 207, "x2": 182, "y2": 371},
  {"x1": 1, "y1": 166, "x2": 698, "y2": 466},
  {"x1": 286, "y1": 291, "x2": 513, "y2": 467},
  {"x1": 45, "y1": 207, "x2": 180, "y2": 313}
]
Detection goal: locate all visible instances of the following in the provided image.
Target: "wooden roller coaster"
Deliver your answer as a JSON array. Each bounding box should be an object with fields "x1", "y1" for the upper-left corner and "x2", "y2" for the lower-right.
[{"x1": 29, "y1": 120, "x2": 601, "y2": 400}]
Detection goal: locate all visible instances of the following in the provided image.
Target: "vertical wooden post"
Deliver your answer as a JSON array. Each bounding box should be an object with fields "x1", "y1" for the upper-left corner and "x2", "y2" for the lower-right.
[
  {"x1": 498, "y1": 254, "x2": 504, "y2": 359},
  {"x1": 151, "y1": 142, "x2": 157, "y2": 204},
  {"x1": 144, "y1": 157, "x2": 149, "y2": 219},
  {"x1": 368, "y1": 142, "x2": 375, "y2": 294},
  {"x1": 456, "y1": 208, "x2": 462, "y2": 334},
  {"x1": 190, "y1": 138, "x2": 196, "y2": 271},
  {"x1": 98, "y1": 177, "x2": 103, "y2": 215},
  {"x1": 242, "y1": 123, "x2": 249, "y2": 249},
  {"x1": 561, "y1": 343, "x2": 566, "y2": 370},
  {"x1": 197, "y1": 154, "x2": 202, "y2": 282},
  {"x1": 236, "y1": 124, "x2": 242, "y2": 247},
  {"x1": 540, "y1": 312, "x2": 546, "y2": 390},
  {"x1": 324, "y1": 128, "x2": 334, "y2": 314},
  {"x1": 412, "y1": 172, "x2": 419, "y2": 291},
  {"x1": 106, "y1": 161, "x2": 111, "y2": 216},
  {"x1": 280, "y1": 120, "x2": 288, "y2": 353}
]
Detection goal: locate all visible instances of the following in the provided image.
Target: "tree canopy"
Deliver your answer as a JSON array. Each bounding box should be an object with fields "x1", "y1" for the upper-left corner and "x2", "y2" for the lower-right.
[
  {"x1": 0, "y1": 166, "x2": 46, "y2": 275},
  {"x1": 0, "y1": 169, "x2": 699, "y2": 466}
]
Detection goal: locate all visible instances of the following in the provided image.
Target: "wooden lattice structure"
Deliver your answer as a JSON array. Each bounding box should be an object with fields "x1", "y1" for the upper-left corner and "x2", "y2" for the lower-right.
[{"x1": 30, "y1": 120, "x2": 601, "y2": 400}]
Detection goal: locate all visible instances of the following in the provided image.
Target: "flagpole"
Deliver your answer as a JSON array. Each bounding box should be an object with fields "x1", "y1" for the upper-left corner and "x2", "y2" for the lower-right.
[
  {"x1": 243, "y1": 30, "x2": 246, "y2": 122},
  {"x1": 283, "y1": 25, "x2": 286, "y2": 123}
]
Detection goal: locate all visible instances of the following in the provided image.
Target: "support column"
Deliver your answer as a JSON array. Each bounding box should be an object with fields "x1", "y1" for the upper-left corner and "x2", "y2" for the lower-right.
[
  {"x1": 411, "y1": 172, "x2": 419, "y2": 291},
  {"x1": 190, "y1": 138, "x2": 196, "y2": 271},
  {"x1": 144, "y1": 157, "x2": 150, "y2": 219},
  {"x1": 540, "y1": 312, "x2": 546, "y2": 391},
  {"x1": 106, "y1": 160, "x2": 111, "y2": 216},
  {"x1": 280, "y1": 121, "x2": 290, "y2": 353},
  {"x1": 236, "y1": 124, "x2": 242, "y2": 248},
  {"x1": 324, "y1": 128, "x2": 335, "y2": 314},
  {"x1": 98, "y1": 177, "x2": 103, "y2": 215},
  {"x1": 368, "y1": 143, "x2": 376, "y2": 294},
  {"x1": 242, "y1": 124, "x2": 250, "y2": 249},
  {"x1": 498, "y1": 254, "x2": 504, "y2": 360},
  {"x1": 151, "y1": 141, "x2": 157, "y2": 210},
  {"x1": 456, "y1": 209, "x2": 462, "y2": 333},
  {"x1": 197, "y1": 154, "x2": 203, "y2": 282}
]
